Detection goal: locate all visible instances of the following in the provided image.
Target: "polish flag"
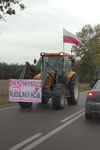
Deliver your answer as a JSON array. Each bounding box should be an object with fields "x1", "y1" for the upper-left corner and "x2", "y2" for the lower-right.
[{"x1": 63, "y1": 28, "x2": 81, "y2": 46}]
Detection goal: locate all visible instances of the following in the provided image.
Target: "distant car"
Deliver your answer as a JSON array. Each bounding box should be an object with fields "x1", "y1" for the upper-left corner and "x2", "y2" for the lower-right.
[{"x1": 85, "y1": 80, "x2": 100, "y2": 120}]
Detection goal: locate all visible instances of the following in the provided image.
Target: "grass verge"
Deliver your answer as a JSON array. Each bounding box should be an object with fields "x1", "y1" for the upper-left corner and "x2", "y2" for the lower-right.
[
  {"x1": 79, "y1": 87, "x2": 91, "y2": 92},
  {"x1": 0, "y1": 95, "x2": 15, "y2": 106}
]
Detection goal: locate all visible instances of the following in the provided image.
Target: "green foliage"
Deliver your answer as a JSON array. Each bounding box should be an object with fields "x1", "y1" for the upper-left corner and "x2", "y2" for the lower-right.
[
  {"x1": 0, "y1": 0, "x2": 25, "y2": 20},
  {"x1": 0, "y1": 62, "x2": 24, "y2": 79},
  {"x1": 72, "y1": 24, "x2": 100, "y2": 82},
  {"x1": 79, "y1": 87, "x2": 91, "y2": 92},
  {"x1": 0, "y1": 95, "x2": 15, "y2": 105},
  {"x1": 0, "y1": 62, "x2": 38, "y2": 79}
]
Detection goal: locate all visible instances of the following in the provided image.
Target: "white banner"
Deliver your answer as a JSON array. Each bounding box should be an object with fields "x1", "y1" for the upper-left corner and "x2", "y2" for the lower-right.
[{"x1": 9, "y1": 79, "x2": 42, "y2": 103}]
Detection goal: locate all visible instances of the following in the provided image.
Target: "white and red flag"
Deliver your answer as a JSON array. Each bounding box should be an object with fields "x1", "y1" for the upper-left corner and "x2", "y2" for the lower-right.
[{"x1": 63, "y1": 28, "x2": 81, "y2": 46}]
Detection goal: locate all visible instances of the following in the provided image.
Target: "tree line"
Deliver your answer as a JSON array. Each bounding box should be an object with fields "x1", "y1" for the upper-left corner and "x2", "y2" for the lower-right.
[{"x1": 0, "y1": 63, "x2": 24, "y2": 79}]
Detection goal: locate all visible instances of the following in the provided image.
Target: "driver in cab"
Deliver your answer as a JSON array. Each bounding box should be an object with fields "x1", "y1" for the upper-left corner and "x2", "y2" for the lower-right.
[{"x1": 53, "y1": 59, "x2": 62, "y2": 70}]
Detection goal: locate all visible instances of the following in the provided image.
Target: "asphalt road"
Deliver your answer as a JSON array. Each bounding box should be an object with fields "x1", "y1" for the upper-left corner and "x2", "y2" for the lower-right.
[{"x1": 0, "y1": 91, "x2": 100, "y2": 150}]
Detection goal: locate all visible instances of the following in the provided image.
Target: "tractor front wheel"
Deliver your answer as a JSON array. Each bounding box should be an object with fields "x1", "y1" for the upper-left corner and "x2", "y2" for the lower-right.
[
  {"x1": 52, "y1": 84, "x2": 65, "y2": 109},
  {"x1": 19, "y1": 102, "x2": 33, "y2": 108},
  {"x1": 67, "y1": 75, "x2": 79, "y2": 105}
]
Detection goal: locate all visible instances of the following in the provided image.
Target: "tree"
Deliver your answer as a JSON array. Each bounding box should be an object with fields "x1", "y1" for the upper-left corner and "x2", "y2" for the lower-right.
[
  {"x1": 0, "y1": 0, "x2": 26, "y2": 21},
  {"x1": 71, "y1": 24, "x2": 100, "y2": 82},
  {"x1": 0, "y1": 62, "x2": 24, "y2": 79}
]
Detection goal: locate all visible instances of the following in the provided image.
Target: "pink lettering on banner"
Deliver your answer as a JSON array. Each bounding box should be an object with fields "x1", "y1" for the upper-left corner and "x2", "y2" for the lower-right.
[
  {"x1": 34, "y1": 82, "x2": 42, "y2": 92},
  {"x1": 10, "y1": 98, "x2": 41, "y2": 103},
  {"x1": 9, "y1": 79, "x2": 42, "y2": 103},
  {"x1": 9, "y1": 79, "x2": 23, "y2": 92}
]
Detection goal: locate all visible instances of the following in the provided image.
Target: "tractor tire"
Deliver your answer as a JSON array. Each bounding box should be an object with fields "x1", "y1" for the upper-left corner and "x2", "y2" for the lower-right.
[
  {"x1": 67, "y1": 75, "x2": 79, "y2": 105},
  {"x1": 40, "y1": 96, "x2": 49, "y2": 104},
  {"x1": 52, "y1": 84, "x2": 65, "y2": 109},
  {"x1": 19, "y1": 102, "x2": 33, "y2": 108}
]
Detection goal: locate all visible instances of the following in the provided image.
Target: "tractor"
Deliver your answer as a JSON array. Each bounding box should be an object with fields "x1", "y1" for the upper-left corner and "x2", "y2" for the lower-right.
[{"x1": 19, "y1": 52, "x2": 79, "y2": 109}]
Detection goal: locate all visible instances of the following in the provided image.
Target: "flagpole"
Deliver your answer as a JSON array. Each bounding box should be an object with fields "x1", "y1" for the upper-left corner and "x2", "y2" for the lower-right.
[
  {"x1": 63, "y1": 41, "x2": 64, "y2": 53},
  {"x1": 63, "y1": 28, "x2": 64, "y2": 53}
]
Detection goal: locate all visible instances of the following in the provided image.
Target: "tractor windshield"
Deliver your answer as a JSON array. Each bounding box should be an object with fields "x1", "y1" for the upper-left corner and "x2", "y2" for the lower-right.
[
  {"x1": 41, "y1": 56, "x2": 63, "y2": 72},
  {"x1": 41, "y1": 55, "x2": 72, "y2": 74}
]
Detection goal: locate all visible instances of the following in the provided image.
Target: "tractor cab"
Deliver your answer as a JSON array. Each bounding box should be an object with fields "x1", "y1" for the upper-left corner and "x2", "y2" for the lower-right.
[{"x1": 40, "y1": 52, "x2": 74, "y2": 76}]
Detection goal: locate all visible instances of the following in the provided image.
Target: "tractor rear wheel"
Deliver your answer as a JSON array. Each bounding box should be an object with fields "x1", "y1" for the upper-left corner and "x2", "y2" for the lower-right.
[
  {"x1": 67, "y1": 75, "x2": 79, "y2": 105},
  {"x1": 19, "y1": 102, "x2": 33, "y2": 108},
  {"x1": 52, "y1": 84, "x2": 65, "y2": 109}
]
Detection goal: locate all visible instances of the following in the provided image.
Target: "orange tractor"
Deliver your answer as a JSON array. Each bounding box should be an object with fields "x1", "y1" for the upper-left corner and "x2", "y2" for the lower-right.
[{"x1": 19, "y1": 52, "x2": 79, "y2": 109}]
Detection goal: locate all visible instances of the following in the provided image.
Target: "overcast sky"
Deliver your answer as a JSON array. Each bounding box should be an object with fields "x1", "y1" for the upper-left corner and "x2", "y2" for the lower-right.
[{"x1": 0, "y1": 0, "x2": 100, "y2": 64}]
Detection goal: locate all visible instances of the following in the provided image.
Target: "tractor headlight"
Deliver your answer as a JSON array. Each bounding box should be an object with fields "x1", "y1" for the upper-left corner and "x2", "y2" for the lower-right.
[
  {"x1": 41, "y1": 52, "x2": 45, "y2": 56},
  {"x1": 59, "y1": 52, "x2": 64, "y2": 56}
]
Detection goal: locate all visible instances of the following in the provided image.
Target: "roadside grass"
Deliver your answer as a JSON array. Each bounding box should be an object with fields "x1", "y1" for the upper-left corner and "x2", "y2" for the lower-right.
[
  {"x1": 0, "y1": 95, "x2": 13, "y2": 105},
  {"x1": 79, "y1": 87, "x2": 91, "y2": 92}
]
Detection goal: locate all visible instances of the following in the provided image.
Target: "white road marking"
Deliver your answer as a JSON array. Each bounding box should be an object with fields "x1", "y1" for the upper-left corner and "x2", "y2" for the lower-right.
[
  {"x1": 8, "y1": 133, "x2": 43, "y2": 150},
  {"x1": 0, "y1": 105, "x2": 18, "y2": 111},
  {"x1": 60, "y1": 109, "x2": 85, "y2": 122},
  {"x1": 22, "y1": 111, "x2": 85, "y2": 150}
]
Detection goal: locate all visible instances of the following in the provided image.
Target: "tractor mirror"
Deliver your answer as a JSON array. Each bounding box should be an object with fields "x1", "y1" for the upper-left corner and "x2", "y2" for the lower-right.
[{"x1": 34, "y1": 59, "x2": 37, "y2": 64}]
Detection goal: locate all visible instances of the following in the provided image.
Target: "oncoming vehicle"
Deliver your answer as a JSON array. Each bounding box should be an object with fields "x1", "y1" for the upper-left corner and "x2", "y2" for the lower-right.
[
  {"x1": 85, "y1": 80, "x2": 100, "y2": 120},
  {"x1": 19, "y1": 52, "x2": 79, "y2": 109}
]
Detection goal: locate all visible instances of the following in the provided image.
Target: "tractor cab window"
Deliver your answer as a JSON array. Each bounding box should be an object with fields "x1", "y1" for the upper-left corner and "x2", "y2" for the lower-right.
[
  {"x1": 64, "y1": 56, "x2": 71, "y2": 73},
  {"x1": 41, "y1": 56, "x2": 63, "y2": 74},
  {"x1": 42, "y1": 56, "x2": 62, "y2": 67}
]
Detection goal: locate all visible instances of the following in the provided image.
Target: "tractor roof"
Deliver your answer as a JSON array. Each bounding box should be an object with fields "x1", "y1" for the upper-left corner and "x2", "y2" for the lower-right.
[{"x1": 40, "y1": 52, "x2": 72, "y2": 57}]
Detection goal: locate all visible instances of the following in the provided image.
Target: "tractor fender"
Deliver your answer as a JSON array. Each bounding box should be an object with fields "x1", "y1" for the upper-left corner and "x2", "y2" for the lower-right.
[
  {"x1": 34, "y1": 73, "x2": 55, "y2": 88},
  {"x1": 66, "y1": 71, "x2": 76, "y2": 84},
  {"x1": 67, "y1": 71, "x2": 76, "y2": 78},
  {"x1": 34, "y1": 73, "x2": 41, "y2": 79}
]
